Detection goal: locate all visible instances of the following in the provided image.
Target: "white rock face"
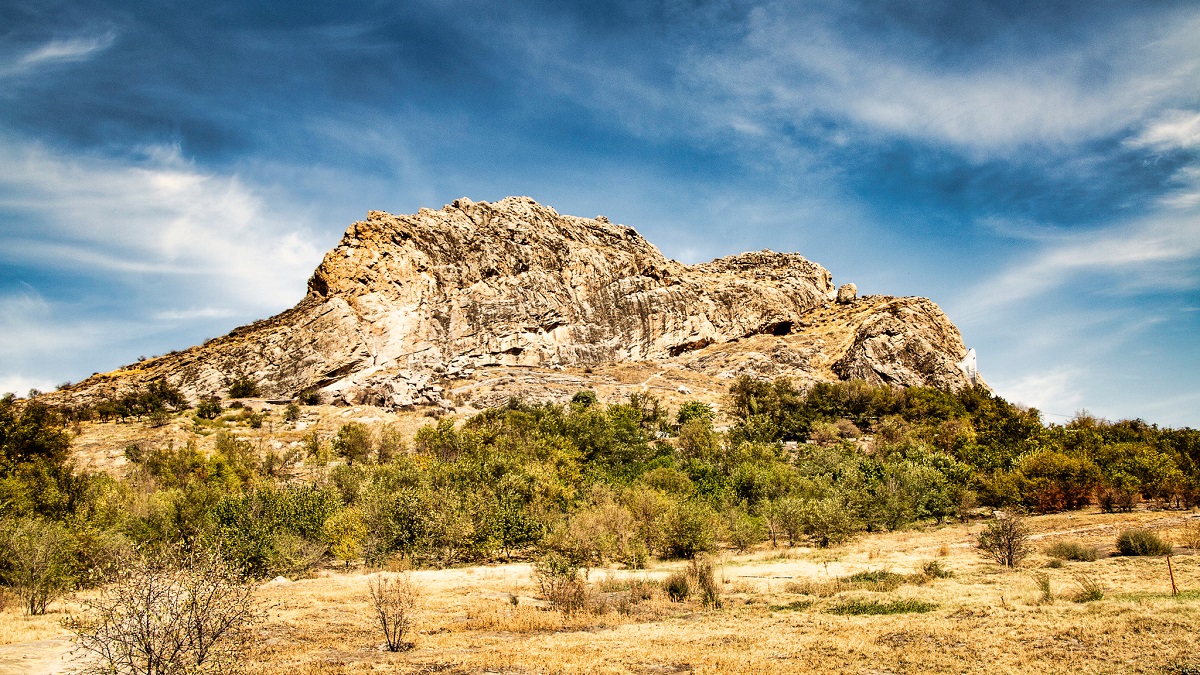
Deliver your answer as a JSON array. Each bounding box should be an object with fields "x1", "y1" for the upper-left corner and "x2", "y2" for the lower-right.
[{"x1": 53, "y1": 197, "x2": 979, "y2": 409}]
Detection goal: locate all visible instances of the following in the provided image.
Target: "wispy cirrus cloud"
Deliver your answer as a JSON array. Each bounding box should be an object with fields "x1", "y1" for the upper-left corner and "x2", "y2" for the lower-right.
[{"x1": 1, "y1": 32, "x2": 117, "y2": 78}]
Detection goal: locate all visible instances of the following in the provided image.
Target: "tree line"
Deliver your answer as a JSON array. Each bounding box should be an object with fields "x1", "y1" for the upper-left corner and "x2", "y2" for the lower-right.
[{"x1": 2, "y1": 376, "x2": 1197, "y2": 614}]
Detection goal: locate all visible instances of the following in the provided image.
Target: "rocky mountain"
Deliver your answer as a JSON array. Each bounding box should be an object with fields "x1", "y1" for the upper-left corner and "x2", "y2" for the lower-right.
[{"x1": 50, "y1": 196, "x2": 979, "y2": 411}]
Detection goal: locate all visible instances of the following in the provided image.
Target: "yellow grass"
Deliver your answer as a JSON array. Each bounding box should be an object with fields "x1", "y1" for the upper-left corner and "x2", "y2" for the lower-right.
[
  {"x1": 239, "y1": 509, "x2": 1200, "y2": 674},
  {"x1": 4, "y1": 510, "x2": 1198, "y2": 673}
]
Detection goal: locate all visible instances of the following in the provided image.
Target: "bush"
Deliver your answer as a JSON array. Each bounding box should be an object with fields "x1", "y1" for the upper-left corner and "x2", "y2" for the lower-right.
[
  {"x1": 800, "y1": 497, "x2": 856, "y2": 547},
  {"x1": 195, "y1": 398, "x2": 222, "y2": 420},
  {"x1": 977, "y1": 511, "x2": 1031, "y2": 568},
  {"x1": 226, "y1": 376, "x2": 260, "y2": 399},
  {"x1": 659, "y1": 500, "x2": 717, "y2": 559},
  {"x1": 299, "y1": 390, "x2": 322, "y2": 406},
  {"x1": 724, "y1": 509, "x2": 764, "y2": 552},
  {"x1": 67, "y1": 549, "x2": 263, "y2": 675},
  {"x1": 663, "y1": 571, "x2": 690, "y2": 602},
  {"x1": 1045, "y1": 540, "x2": 1098, "y2": 562},
  {"x1": 920, "y1": 560, "x2": 953, "y2": 579},
  {"x1": 533, "y1": 552, "x2": 588, "y2": 614},
  {"x1": 283, "y1": 403, "x2": 301, "y2": 422},
  {"x1": 688, "y1": 557, "x2": 722, "y2": 609},
  {"x1": 1116, "y1": 529, "x2": 1172, "y2": 556},
  {"x1": 333, "y1": 422, "x2": 374, "y2": 465},
  {"x1": 367, "y1": 573, "x2": 418, "y2": 652}
]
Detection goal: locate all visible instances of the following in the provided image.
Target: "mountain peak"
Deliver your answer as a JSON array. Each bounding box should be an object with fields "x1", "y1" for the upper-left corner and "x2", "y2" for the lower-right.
[{"x1": 53, "y1": 197, "x2": 978, "y2": 410}]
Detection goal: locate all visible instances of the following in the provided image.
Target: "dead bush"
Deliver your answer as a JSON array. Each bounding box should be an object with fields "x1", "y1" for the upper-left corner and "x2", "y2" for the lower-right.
[
  {"x1": 66, "y1": 549, "x2": 263, "y2": 675},
  {"x1": 689, "y1": 557, "x2": 723, "y2": 609},
  {"x1": 977, "y1": 511, "x2": 1032, "y2": 568},
  {"x1": 367, "y1": 573, "x2": 419, "y2": 652}
]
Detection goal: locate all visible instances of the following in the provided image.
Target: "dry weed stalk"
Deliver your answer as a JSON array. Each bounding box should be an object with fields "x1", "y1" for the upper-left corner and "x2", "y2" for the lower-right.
[{"x1": 366, "y1": 573, "x2": 419, "y2": 652}]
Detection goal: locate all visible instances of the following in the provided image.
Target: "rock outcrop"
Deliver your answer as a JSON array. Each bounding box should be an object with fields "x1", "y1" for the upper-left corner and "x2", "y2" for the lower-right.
[{"x1": 50, "y1": 197, "x2": 979, "y2": 409}]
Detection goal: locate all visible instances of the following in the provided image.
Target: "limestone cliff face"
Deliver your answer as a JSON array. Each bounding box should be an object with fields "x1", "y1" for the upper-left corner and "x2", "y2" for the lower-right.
[{"x1": 54, "y1": 197, "x2": 978, "y2": 408}]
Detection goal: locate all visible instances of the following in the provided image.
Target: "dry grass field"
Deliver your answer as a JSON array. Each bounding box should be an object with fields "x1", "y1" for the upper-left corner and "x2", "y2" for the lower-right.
[{"x1": 2, "y1": 508, "x2": 1198, "y2": 675}]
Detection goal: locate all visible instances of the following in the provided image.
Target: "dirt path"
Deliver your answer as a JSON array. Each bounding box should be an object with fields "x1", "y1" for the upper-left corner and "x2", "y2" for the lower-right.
[{"x1": 0, "y1": 636, "x2": 85, "y2": 675}]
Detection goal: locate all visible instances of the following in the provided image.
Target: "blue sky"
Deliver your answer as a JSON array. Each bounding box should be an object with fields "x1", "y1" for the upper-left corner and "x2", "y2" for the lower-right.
[{"x1": 1, "y1": 0, "x2": 1198, "y2": 426}]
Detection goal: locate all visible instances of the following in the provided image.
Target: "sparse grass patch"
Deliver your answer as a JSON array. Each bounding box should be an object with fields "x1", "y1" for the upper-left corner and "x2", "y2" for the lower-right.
[
  {"x1": 1033, "y1": 572, "x2": 1053, "y2": 605},
  {"x1": 767, "y1": 599, "x2": 814, "y2": 612},
  {"x1": 842, "y1": 570, "x2": 905, "y2": 592},
  {"x1": 1046, "y1": 540, "x2": 1099, "y2": 562},
  {"x1": 825, "y1": 598, "x2": 938, "y2": 615},
  {"x1": 1071, "y1": 574, "x2": 1105, "y2": 603},
  {"x1": 1115, "y1": 589, "x2": 1200, "y2": 603}
]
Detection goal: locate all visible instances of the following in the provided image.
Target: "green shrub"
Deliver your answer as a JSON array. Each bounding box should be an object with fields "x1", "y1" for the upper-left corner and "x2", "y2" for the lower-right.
[
  {"x1": 825, "y1": 598, "x2": 937, "y2": 615},
  {"x1": 299, "y1": 390, "x2": 322, "y2": 406},
  {"x1": 768, "y1": 599, "x2": 814, "y2": 611},
  {"x1": 842, "y1": 569, "x2": 904, "y2": 592},
  {"x1": 195, "y1": 398, "x2": 222, "y2": 420},
  {"x1": 332, "y1": 422, "x2": 373, "y2": 465},
  {"x1": 247, "y1": 411, "x2": 267, "y2": 429},
  {"x1": 283, "y1": 404, "x2": 301, "y2": 422},
  {"x1": 226, "y1": 376, "x2": 260, "y2": 399},
  {"x1": 724, "y1": 509, "x2": 764, "y2": 552},
  {"x1": 1045, "y1": 540, "x2": 1098, "y2": 562},
  {"x1": 0, "y1": 518, "x2": 77, "y2": 614},
  {"x1": 800, "y1": 497, "x2": 856, "y2": 547},
  {"x1": 1116, "y1": 529, "x2": 1172, "y2": 556}
]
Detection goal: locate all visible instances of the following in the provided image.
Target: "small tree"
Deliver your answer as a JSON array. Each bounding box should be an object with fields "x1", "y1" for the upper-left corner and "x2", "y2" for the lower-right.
[
  {"x1": 67, "y1": 549, "x2": 263, "y2": 675},
  {"x1": 367, "y1": 573, "x2": 419, "y2": 652},
  {"x1": 977, "y1": 510, "x2": 1032, "y2": 568},
  {"x1": 2, "y1": 518, "x2": 75, "y2": 615},
  {"x1": 332, "y1": 422, "x2": 373, "y2": 465}
]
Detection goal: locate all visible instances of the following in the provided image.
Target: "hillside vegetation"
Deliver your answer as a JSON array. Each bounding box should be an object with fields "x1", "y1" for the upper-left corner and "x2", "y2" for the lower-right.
[{"x1": 2, "y1": 377, "x2": 1197, "y2": 596}]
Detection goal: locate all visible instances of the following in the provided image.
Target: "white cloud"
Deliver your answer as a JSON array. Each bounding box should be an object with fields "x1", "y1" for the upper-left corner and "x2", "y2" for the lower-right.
[
  {"x1": 963, "y1": 206, "x2": 1200, "y2": 313},
  {"x1": 990, "y1": 366, "x2": 1085, "y2": 417},
  {"x1": 0, "y1": 374, "x2": 59, "y2": 398},
  {"x1": 0, "y1": 137, "x2": 325, "y2": 312},
  {"x1": 683, "y1": 4, "x2": 1200, "y2": 155},
  {"x1": 154, "y1": 307, "x2": 237, "y2": 321},
  {"x1": 1, "y1": 32, "x2": 117, "y2": 78},
  {"x1": 1128, "y1": 110, "x2": 1200, "y2": 150}
]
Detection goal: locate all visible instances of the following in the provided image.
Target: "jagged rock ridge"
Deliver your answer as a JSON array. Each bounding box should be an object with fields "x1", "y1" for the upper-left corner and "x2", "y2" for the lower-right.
[{"x1": 57, "y1": 197, "x2": 979, "y2": 409}]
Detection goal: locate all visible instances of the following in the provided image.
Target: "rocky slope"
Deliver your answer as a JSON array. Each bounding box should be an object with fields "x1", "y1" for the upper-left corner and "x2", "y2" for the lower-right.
[{"x1": 50, "y1": 196, "x2": 979, "y2": 410}]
